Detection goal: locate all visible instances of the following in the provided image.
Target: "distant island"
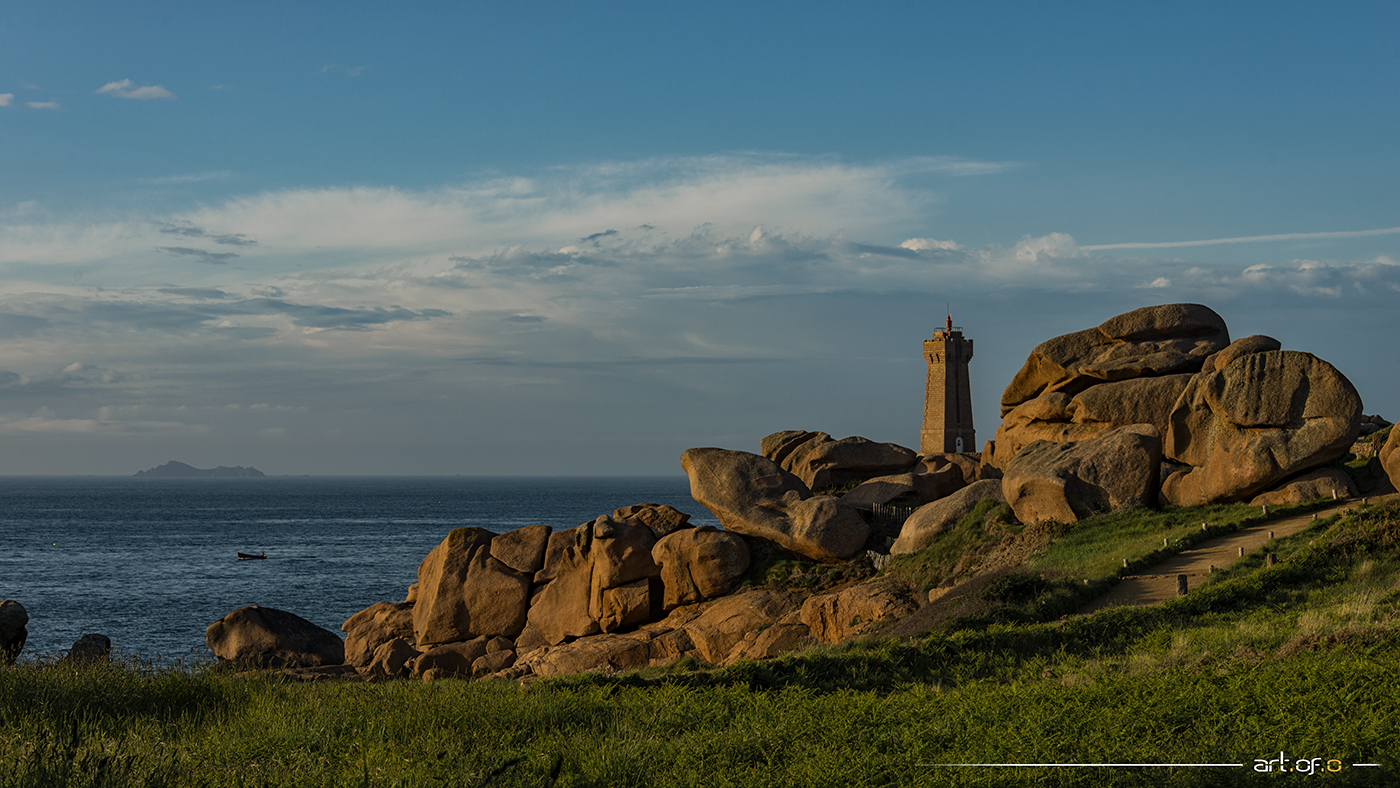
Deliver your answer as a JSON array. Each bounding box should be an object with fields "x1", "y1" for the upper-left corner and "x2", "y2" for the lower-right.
[{"x1": 135, "y1": 461, "x2": 266, "y2": 478}]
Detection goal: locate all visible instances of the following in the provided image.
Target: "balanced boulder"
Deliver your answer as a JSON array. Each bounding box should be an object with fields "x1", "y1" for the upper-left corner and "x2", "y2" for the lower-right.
[
  {"x1": 682, "y1": 447, "x2": 869, "y2": 562},
  {"x1": 206, "y1": 606, "x2": 344, "y2": 668},
  {"x1": 890, "y1": 479, "x2": 1006, "y2": 555},
  {"x1": 990, "y1": 304, "x2": 1229, "y2": 468},
  {"x1": 760, "y1": 431, "x2": 918, "y2": 491},
  {"x1": 651, "y1": 525, "x2": 751, "y2": 610},
  {"x1": 0, "y1": 600, "x2": 26, "y2": 665},
  {"x1": 612, "y1": 503, "x2": 692, "y2": 538},
  {"x1": 1003, "y1": 424, "x2": 1163, "y2": 525},
  {"x1": 1162, "y1": 351, "x2": 1362, "y2": 505}
]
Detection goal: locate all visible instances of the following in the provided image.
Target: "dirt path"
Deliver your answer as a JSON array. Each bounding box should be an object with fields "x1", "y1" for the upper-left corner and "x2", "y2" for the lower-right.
[{"x1": 1076, "y1": 493, "x2": 1396, "y2": 614}]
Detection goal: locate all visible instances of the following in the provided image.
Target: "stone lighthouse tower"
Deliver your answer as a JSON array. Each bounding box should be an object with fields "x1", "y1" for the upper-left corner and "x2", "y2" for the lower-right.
[{"x1": 921, "y1": 313, "x2": 975, "y2": 455}]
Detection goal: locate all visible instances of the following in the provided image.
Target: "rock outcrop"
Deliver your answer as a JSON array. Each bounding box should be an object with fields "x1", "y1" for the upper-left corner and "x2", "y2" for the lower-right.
[
  {"x1": 1003, "y1": 425, "x2": 1163, "y2": 525},
  {"x1": 760, "y1": 431, "x2": 918, "y2": 491},
  {"x1": 1249, "y1": 468, "x2": 1358, "y2": 506},
  {"x1": 413, "y1": 528, "x2": 533, "y2": 646},
  {"x1": 991, "y1": 304, "x2": 1229, "y2": 469},
  {"x1": 65, "y1": 634, "x2": 111, "y2": 663},
  {"x1": 1161, "y1": 351, "x2": 1362, "y2": 505},
  {"x1": 682, "y1": 447, "x2": 869, "y2": 562},
  {"x1": 342, "y1": 601, "x2": 414, "y2": 668},
  {"x1": 206, "y1": 606, "x2": 344, "y2": 668},
  {"x1": 0, "y1": 600, "x2": 26, "y2": 665},
  {"x1": 1380, "y1": 428, "x2": 1400, "y2": 490},
  {"x1": 651, "y1": 526, "x2": 751, "y2": 610},
  {"x1": 799, "y1": 578, "x2": 919, "y2": 643},
  {"x1": 890, "y1": 479, "x2": 1007, "y2": 555}
]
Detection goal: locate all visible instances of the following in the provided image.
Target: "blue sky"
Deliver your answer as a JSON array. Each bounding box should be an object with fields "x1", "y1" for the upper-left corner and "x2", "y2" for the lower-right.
[{"x1": 0, "y1": 2, "x2": 1396, "y2": 475}]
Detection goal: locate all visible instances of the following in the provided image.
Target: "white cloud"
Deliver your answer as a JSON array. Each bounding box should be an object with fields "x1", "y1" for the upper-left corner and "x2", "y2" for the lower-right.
[
  {"x1": 96, "y1": 79, "x2": 178, "y2": 100},
  {"x1": 1011, "y1": 232, "x2": 1081, "y2": 262},
  {"x1": 0, "y1": 94, "x2": 12, "y2": 107},
  {"x1": 900, "y1": 237, "x2": 962, "y2": 251},
  {"x1": 1081, "y1": 226, "x2": 1400, "y2": 250},
  {"x1": 25, "y1": 101, "x2": 59, "y2": 110}
]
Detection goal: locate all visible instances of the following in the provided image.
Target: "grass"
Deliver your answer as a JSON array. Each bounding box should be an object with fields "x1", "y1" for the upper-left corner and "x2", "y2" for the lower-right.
[{"x1": 4, "y1": 501, "x2": 1400, "y2": 786}]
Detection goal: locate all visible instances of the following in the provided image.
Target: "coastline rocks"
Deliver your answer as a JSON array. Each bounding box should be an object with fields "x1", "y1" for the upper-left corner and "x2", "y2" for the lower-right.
[
  {"x1": 612, "y1": 503, "x2": 692, "y2": 539},
  {"x1": 681, "y1": 590, "x2": 796, "y2": 664},
  {"x1": 342, "y1": 601, "x2": 415, "y2": 669},
  {"x1": 651, "y1": 526, "x2": 751, "y2": 610},
  {"x1": 1249, "y1": 468, "x2": 1358, "y2": 506},
  {"x1": 1003, "y1": 425, "x2": 1163, "y2": 525},
  {"x1": 413, "y1": 528, "x2": 533, "y2": 646},
  {"x1": 990, "y1": 304, "x2": 1229, "y2": 469},
  {"x1": 412, "y1": 637, "x2": 490, "y2": 678},
  {"x1": 799, "y1": 578, "x2": 919, "y2": 644},
  {"x1": 682, "y1": 447, "x2": 869, "y2": 562},
  {"x1": 367, "y1": 638, "x2": 419, "y2": 679},
  {"x1": 760, "y1": 431, "x2": 918, "y2": 491},
  {"x1": 890, "y1": 479, "x2": 1007, "y2": 555},
  {"x1": 1162, "y1": 351, "x2": 1362, "y2": 505},
  {"x1": 0, "y1": 600, "x2": 27, "y2": 665},
  {"x1": 206, "y1": 606, "x2": 345, "y2": 668},
  {"x1": 65, "y1": 634, "x2": 112, "y2": 663}
]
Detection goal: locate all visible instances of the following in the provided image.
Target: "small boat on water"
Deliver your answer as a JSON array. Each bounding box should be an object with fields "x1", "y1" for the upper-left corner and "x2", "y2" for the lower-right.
[{"x1": 237, "y1": 551, "x2": 267, "y2": 560}]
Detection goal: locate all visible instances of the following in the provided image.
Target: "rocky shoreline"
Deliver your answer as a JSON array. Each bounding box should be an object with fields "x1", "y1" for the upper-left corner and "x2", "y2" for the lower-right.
[{"x1": 9, "y1": 303, "x2": 1398, "y2": 683}]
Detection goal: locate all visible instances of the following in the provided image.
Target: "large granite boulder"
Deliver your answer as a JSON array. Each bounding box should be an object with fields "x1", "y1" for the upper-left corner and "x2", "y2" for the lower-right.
[
  {"x1": 760, "y1": 431, "x2": 918, "y2": 490},
  {"x1": 682, "y1": 447, "x2": 869, "y2": 562},
  {"x1": 843, "y1": 463, "x2": 967, "y2": 507},
  {"x1": 1249, "y1": 468, "x2": 1358, "y2": 506},
  {"x1": 1201, "y1": 334, "x2": 1282, "y2": 373},
  {"x1": 651, "y1": 526, "x2": 751, "y2": 610},
  {"x1": 0, "y1": 600, "x2": 26, "y2": 665},
  {"x1": 489, "y1": 524, "x2": 552, "y2": 575},
  {"x1": 524, "y1": 515, "x2": 665, "y2": 645},
  {"x1": 1162, "y1": 351, "x2": 1362, "y2": 505},
  {"x1": 1380, "y1": 428, "x2": 1400, "y2": 490},
  {"x1": 367, "y1": 638, "x2": 420, "y2": 679},
  {"x1": 413, "y1": 528, "x2": 532, "y2": 646},
  {"x1": 990, "y1": 304, "x2": 1229, "y2": 468},
  {"x1": 682, "y1": 590, "x2": 796, "y2": 665},
  {"x1": 1000, "y1": 304, "x2": 1229, "y2": 410},
  {"x1": 206, "y1": 606, "x2": 344, "y2": 668},
  {"x1": 611, "y1": 503, "x2": 692, "y2": 538},
  {"x1": 890, "y1": 479, "x2": 1007, "y2": 555},
  {"x1": 1003, "y1": 424, "x2": 1163, "y2": 525},
  {"x1": 342, "y1": 601, "x2": 415, "y2": 669},
  {"x1": 799, "y1": 578, "x2": 920, "y2": 644}
]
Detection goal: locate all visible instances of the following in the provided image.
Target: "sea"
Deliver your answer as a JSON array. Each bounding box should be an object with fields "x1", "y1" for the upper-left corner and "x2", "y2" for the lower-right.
[{"x1": 0, "y1": 476, "x2": 714, "y2": 662}]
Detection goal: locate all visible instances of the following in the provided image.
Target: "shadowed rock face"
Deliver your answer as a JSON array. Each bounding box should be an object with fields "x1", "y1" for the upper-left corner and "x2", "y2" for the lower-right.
[
  {"x1": 206, "y1": 605, "x2": 344, "y2": 668},
  {"x1": 0, "y1": 600, "x2": 28, "y2": 665},
  {"x1": 681, "y1": 447, "x2": 869, "y2": 562},
  {"x1": 1003, "y1": 425, "x2": 1163, "y2": 526},
  {"x1": 1250, "y1": 468, "x2": 1357, "y2": 506},
  {"x1": 1382, "y1": 428, "x2": 1400, "y2": 491},
  {"x1": 652, "y1": 526, "x2": 750, "y2": 610},
  {"x1": 413, "y1": 528, "x2": 532, "y2": 646},
  {"x1": 1161, "y1": 350, "x2": 1362, "y2": 505}
]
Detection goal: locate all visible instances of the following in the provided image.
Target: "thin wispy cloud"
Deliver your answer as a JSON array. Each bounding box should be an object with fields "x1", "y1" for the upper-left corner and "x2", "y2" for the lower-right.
[
  {"x1": 156, "y1": 246, "x2": 240, "y2": 264},
  {"x1": 26, "y1": 101, "x2": 59, "y2": 110},
  {"x1": 0, "y1": 94, "x2": 12, "y2": 107},
  {"x1": 96, "y1": 79, "x2": 178, "y2": 100},
  {"x1": 158, "y1": 220, "x2": 256, "y2": 246},
  {"x1": 1081, "y1": 226, "x2": 1400, "y2": 250},
  {"x1": 148, "y1": 171, "x2": 233, "y2": 185}
]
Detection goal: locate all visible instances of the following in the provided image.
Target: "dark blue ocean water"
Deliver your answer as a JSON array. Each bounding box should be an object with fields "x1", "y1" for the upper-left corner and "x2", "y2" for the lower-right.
[{"x1": 0, "y1": 476, "x2": 713, "y2": 661}]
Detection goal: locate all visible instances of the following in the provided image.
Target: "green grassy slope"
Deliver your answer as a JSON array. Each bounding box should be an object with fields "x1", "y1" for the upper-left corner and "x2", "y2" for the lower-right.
[{"x1": 2, "y1": 501, "x2": 1397, "y2": 787}]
